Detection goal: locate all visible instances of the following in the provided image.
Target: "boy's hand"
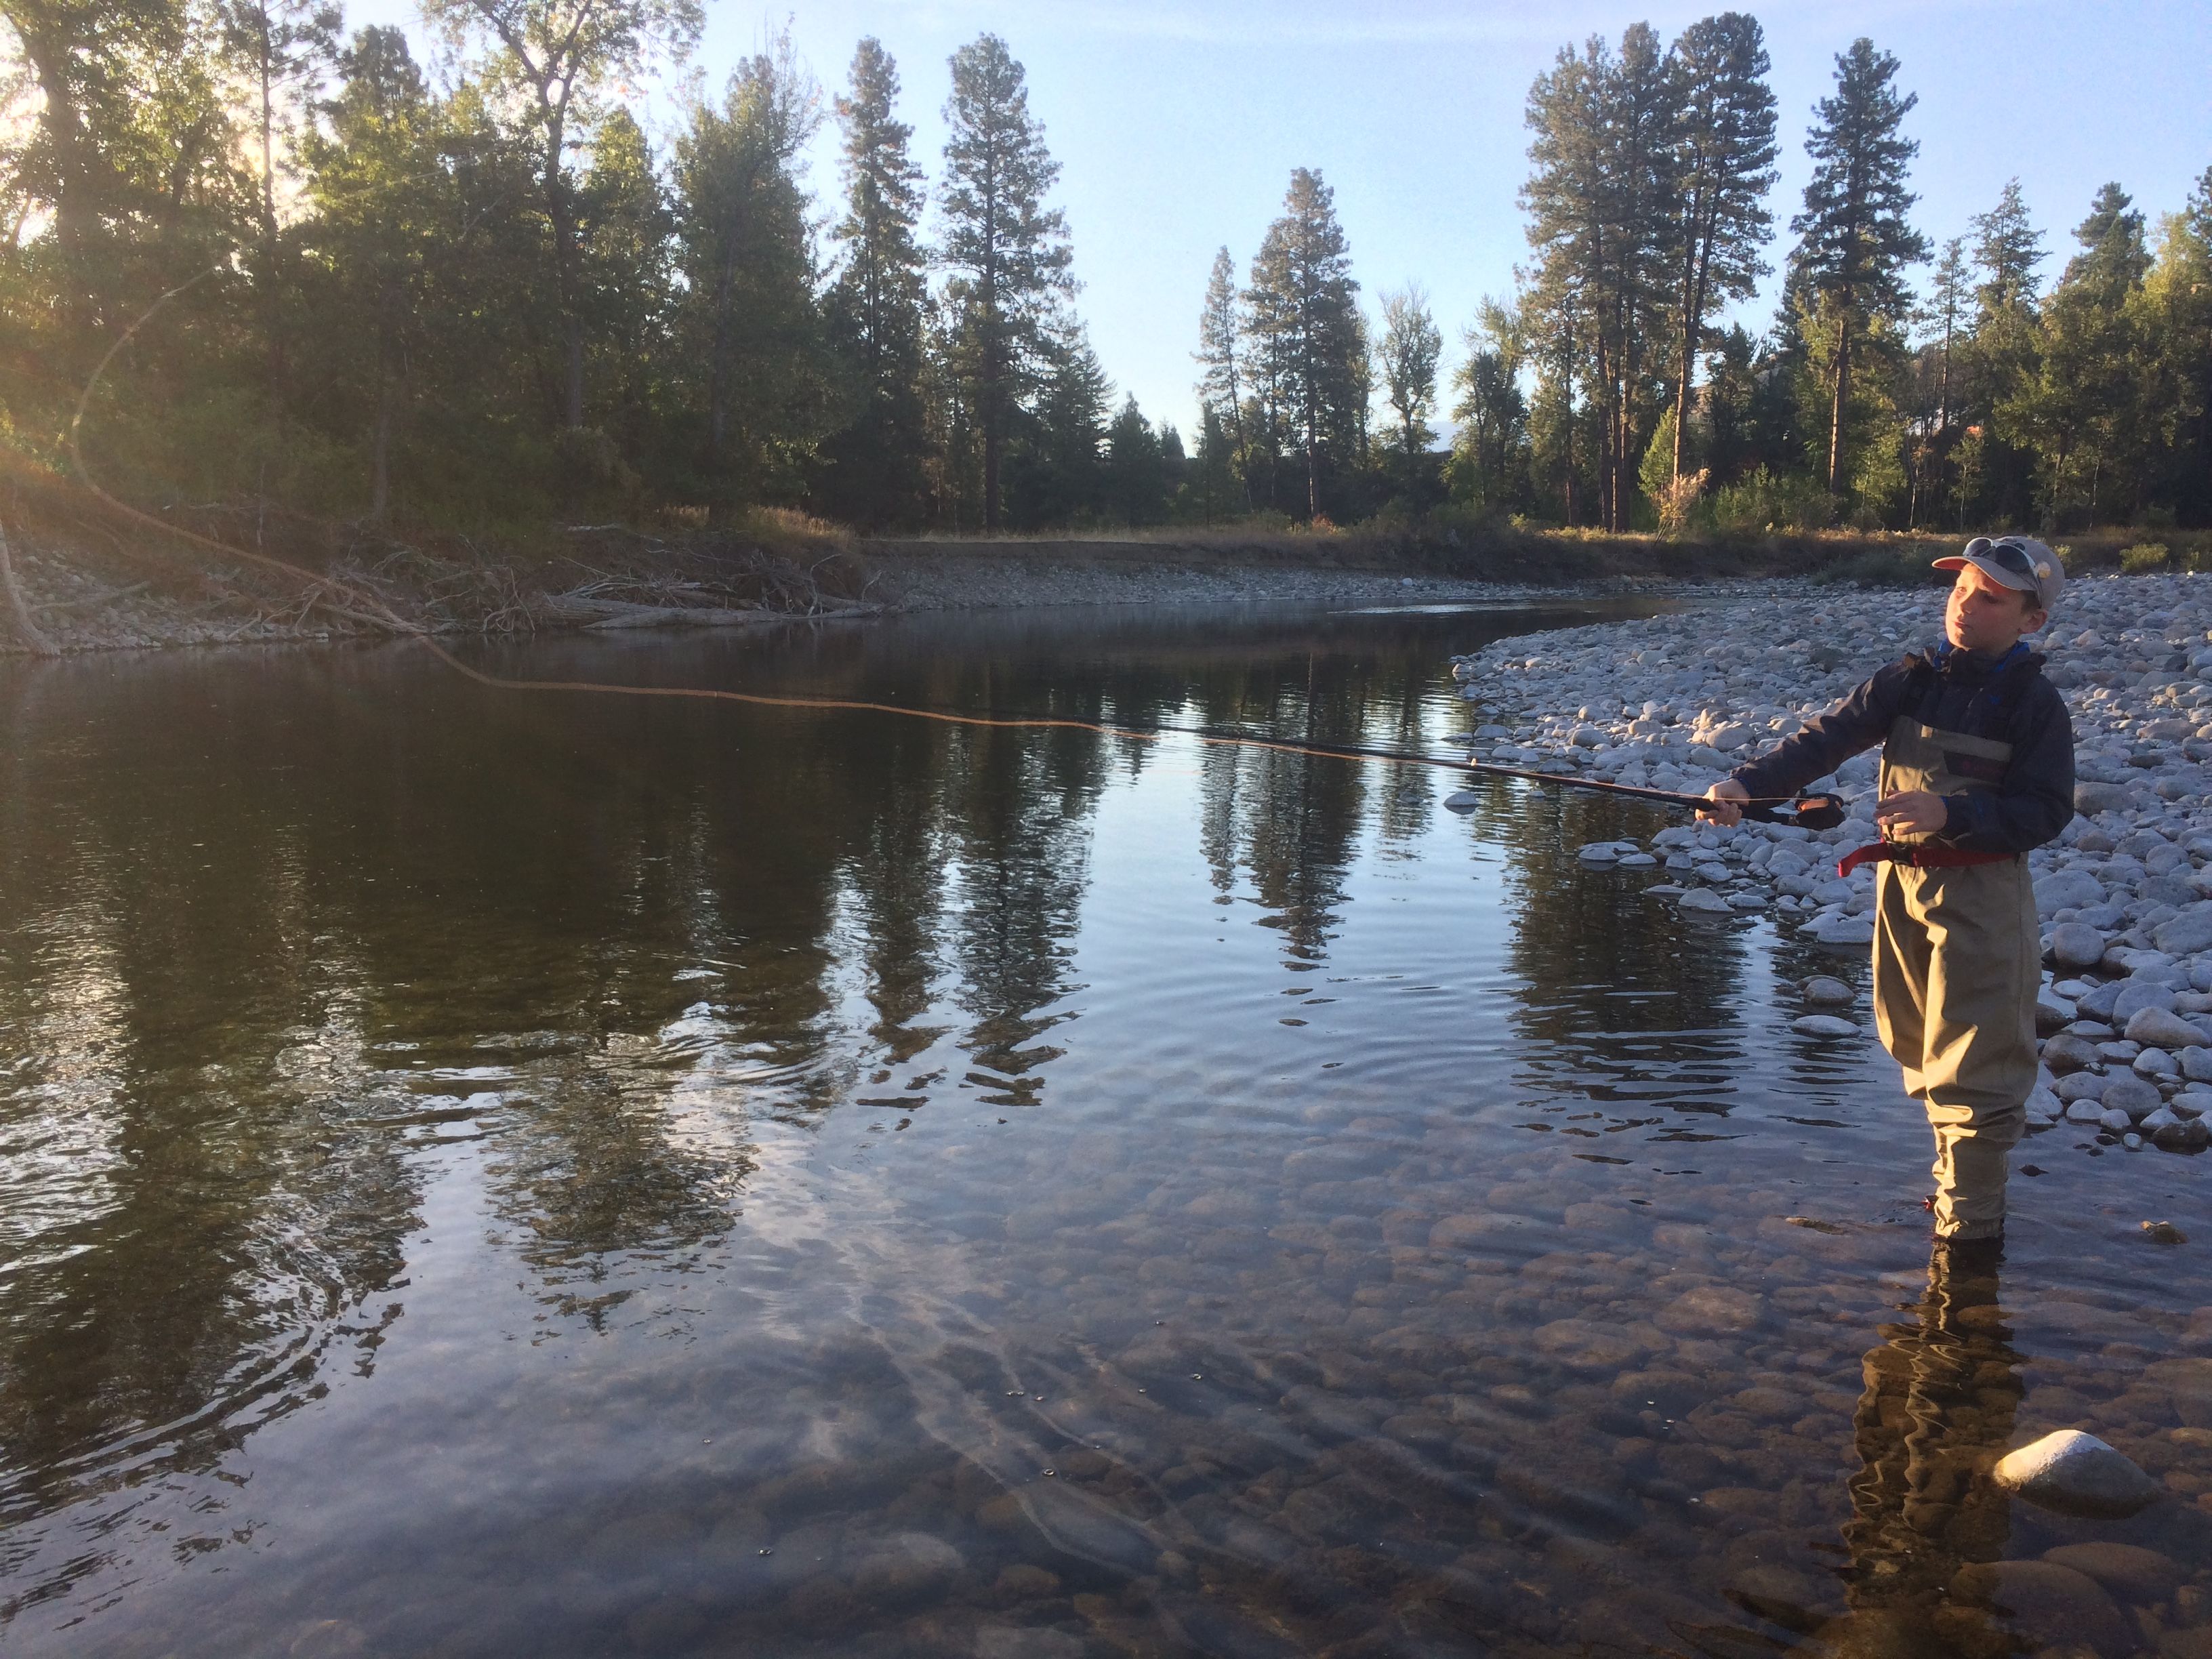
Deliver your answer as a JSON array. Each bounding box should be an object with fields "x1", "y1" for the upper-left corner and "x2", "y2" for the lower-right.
[
  {"x1": 1700, "y1": 779, "x2": 1748, "y2": 826},
  {"x1": 1875, "y1": 790, "x2": 1950, "y2": 836}
]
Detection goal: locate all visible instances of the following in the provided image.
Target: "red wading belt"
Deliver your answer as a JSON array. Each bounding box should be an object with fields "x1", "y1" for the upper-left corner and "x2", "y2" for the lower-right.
[{"x1": 1836, "y1": 842, "x2": 2016, "y2": 879}]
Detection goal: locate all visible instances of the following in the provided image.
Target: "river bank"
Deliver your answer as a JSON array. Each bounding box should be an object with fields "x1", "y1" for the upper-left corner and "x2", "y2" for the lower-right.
[
  {"x1": 6, "y1": 448, "x2": 2196, "y2": 654},
  {"x1": 1446, "y1": 571, "x2": 2212, "y2": 1154}
]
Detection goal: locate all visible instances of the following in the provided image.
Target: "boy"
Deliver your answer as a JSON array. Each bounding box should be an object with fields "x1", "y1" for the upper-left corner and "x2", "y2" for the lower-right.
[{"x1": 1702, "y1": 537, "x2": 2075, "y2": 1246}]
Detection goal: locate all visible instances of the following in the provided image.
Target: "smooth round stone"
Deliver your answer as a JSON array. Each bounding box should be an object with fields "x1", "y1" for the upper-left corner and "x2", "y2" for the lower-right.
[
  {"x1": 2042, "y1": 1541, "x2": 2186, "y2": 1602},
  {"x1": 1809, "y1": 915, "x2": 1875, "y2": 948},
  {"x1": 2101, "y1": 1107, "x2": 2135, "y2": 1133},
  {"x1": 2040, "y1": 1033, "x2": 2100, "y2": 1073},
  {"x1": 2053, "y1": 1073, "x2": 2107, "y2": 1105},
  {"x1": 2065, "y1": 1100, "x2": 2108, "y2": 1126},
  {"x1": 1803, "y1": 975, "x2": 1855, "y2": 1005},
  {"x1": 1791, "y1": 1015, "x2": 1857, "y2": 1039},
  {"x1": 1951, "y1": 1560, "x2": 2134, "y2": 1655},
  {"x1": 2100, "y1": 1073, "x2": 2163, "y2": 1119},
  {"x1": 1617, "y1": 853, "x2": 1658, "y2": 867},
  {"x1": 1992, "y1": 1429, "x2": 2161, "y2": 1518},
  {"x1": 2124, "y1": 1005, "x2": 2200, "y2": 1049},
  {"x1": 2050, "y1": 922, "x2": 2110, "y2": 968},
  {"x1": 1443, "y1": 790, "x2": 1479, "y2": 812},
  {"x1": 1679, "y1": 888, "x2": 1732, "y2": 914}
]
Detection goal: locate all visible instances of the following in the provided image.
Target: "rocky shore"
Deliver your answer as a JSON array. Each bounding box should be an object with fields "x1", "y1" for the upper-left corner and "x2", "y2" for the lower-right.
[{"x1": 1446, "y1": 572, "x2": 2212, "y2": 1155}]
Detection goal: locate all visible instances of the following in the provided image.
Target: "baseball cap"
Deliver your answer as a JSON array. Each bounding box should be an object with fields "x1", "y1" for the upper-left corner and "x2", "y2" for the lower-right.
[{"x1": 1933, "y1": 536, "x2": 2064, "y2": 612}]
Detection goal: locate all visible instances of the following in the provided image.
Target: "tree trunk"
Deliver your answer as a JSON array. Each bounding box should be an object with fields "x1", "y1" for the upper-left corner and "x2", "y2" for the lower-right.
[
  {"x1": 0, "y1": 519, "x2": 58, "y2": 655},
  {"x1": 1826, "y1": 307, "x2": 1852, "y2": 494}
]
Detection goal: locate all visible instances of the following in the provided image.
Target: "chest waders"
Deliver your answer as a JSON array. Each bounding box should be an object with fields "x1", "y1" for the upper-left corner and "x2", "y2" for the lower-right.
[{"x1": 1866, "y1": 717, "x2": 2039, "y2": 1243}]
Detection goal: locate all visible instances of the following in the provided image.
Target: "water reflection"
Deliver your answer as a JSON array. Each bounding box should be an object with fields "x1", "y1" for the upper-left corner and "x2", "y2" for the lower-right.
[
  {"x1": 1, "y1": 602, "x2": 2207, "y2": 1657},
  {"x1": 1824, "y1": 1241, "x2": 2020, "y2": 1653}
]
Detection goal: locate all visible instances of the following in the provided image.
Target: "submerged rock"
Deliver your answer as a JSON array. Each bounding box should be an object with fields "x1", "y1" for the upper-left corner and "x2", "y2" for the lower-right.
[
  {"x1": 1791, "y1": 1015, "x2": 1857, "y2": 1038},
  {"x1": 1991, "y1": 1429, "x2": 2160, "y2": 1517}
]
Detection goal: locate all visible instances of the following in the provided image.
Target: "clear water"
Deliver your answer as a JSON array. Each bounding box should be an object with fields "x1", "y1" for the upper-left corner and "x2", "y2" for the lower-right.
[{"x1": 1, "y1": 602, "x2": 2206, "y2": 1658}]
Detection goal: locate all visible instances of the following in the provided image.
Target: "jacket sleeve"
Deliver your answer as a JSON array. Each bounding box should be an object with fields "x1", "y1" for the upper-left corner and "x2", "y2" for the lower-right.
[
  {"x1": 1728, "y1": 661, "x2": 1906, "y2": 801},
  {"x1": 1938, "y1": 682, "x2": 2076, "y2": 853}
]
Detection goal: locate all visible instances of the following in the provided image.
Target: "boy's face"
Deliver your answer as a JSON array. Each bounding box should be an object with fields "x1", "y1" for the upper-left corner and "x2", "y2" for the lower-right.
[{"x1": 1946, "y1": 562, "x2": 2047, "y2": 654}]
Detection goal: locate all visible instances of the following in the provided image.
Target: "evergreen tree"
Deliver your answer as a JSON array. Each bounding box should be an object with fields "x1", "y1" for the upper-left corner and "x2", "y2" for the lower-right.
[
  {"x1": 296, "y1": 25, "x2": 445, "y2": 519},
  {"x1": 1193, "y1": 245, "x2": 1248, "y2": 506},
  {"x1": 1103, "y1": 394, "x2": 1166, "y2": 527},
  {"x1": 1002, "y1": 322, "x2": 1106, "y2": 529},
  {"x1": 672, "y1": 33, "x2": 830, "y2": 512},
  {"x1": 1245, "y1": 167, "x2": 1362, "y2": 520},
  {"x1": 422, "y1": 0, "x2": 702, "y2": 432},
  {"x1": 1666, "y1": 12, "x2": 1777, "y2": 480},
  {"x1": 1521, "y1": 25, "x2": 1679, "y2": 529},
  {"x1": 2020, "y1": 182, "x2": 2151, "y2": 522},
  {"x1": 821, "y1": 37, "x2": 930, "y2": 527},
  {"x1": 1971, "y1": 178, "x2": 2045, "y2": 313},
  {"x1": 1447, "y1": 300, "x2": 1529, "y2": 512},
  {"x1": 578, "y1": 109, "x2": 674, "y2": 474},
  {"x1": 1376, "y1": 284, "x2": 1441, "y2": 501},
  {"x1": 2142, "y1": 169, "x2": 2212, "y2": 524},
  {"x1": 1788, "y1": 36, "x2": 1928, "y2": 493},
  {"x1": 940, "y1": 33, "x2": 1073, "y2": 531},
  {"x1": 1965, "y1": 180, "x2": 2045, "y2": 523}
]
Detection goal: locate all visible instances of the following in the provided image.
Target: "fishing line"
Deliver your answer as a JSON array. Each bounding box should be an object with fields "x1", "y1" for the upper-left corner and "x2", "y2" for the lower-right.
[{"x1": 47, "y1": 281, "x2": 1837, "y2": 825}]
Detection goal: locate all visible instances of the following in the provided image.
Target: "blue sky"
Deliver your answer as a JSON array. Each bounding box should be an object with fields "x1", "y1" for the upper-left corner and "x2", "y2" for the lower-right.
[{"x1": 360, "y1": 0, "x2": 2212, "y2": 437}]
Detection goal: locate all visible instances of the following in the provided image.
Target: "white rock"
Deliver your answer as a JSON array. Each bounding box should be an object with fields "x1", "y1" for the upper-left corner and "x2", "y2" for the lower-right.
[
  {"x1": 1803, "y1": 975, "x2": 1856, "y2": 1005},
  {"x1": 2101, "y1": 1107, "x2": 2135, "y2": 1132},
  {"x1": 2064, "y1": 1099, "x2": 2108, "y2": 1124},
  {"x1": 1992, "y1": 1430, "x2": 2160, "y2": 1517},
  {"x1": 2100, "y1": 1073, "x2": 2164, "y2": 1118},
  {"x1": 1809, "y1": 915, "x2": 1875, "y2": 948}
]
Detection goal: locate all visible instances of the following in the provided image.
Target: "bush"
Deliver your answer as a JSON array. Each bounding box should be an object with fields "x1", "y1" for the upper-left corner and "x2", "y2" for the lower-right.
[
  {"x1": 2120, "y1": 541, "x2": 2171, "y2": 574},
  {"x1": 1702, "y1": 466, "x2": 1837, "y2": 535}
]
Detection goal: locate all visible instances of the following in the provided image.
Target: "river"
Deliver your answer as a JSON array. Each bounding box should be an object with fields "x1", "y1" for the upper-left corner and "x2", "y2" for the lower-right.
[{"x1": 1, "y1": 601, "x2": 2204, "y2": 1657}]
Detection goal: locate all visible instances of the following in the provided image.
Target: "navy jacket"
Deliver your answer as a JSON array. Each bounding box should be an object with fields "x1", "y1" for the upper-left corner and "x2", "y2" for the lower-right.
[{"x1": 1729, "y1": 644, "x2": 2076, "y2": 855}]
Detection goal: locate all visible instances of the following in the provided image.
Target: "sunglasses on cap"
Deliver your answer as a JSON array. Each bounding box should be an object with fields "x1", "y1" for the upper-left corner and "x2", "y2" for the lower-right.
[{"x1": 1963, "y1": 536, "x2": 2036, "y2": 577}]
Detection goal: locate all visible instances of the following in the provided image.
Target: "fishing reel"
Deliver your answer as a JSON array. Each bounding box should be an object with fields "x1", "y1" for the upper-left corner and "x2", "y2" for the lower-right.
[{"x1": 1748, "y1": 792, "x2": 1845, "y2": 832}]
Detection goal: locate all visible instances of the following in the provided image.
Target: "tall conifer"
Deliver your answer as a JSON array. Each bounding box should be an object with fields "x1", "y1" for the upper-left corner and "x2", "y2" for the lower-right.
[
  {"x1": 1788, "y1": 37, "x2": 1928, "y2": 493},
  {"x1": 1245, "y1": 167, "x2": 1361, "y2": 521},
  {"x1": 823, "y1": 37, "x2": 930, "y2": 526},
  {"x1": 1666, "y1": 12, "x2": 1776, "y2": 480},
  {"x1": 940, "y1": 33, "x2": 1071, "y2": 532}
]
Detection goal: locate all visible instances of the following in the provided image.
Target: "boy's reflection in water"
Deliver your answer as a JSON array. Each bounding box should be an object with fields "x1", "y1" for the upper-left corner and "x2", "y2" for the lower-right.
[{"x1": 1820, "y1": 1240, "x2": 2022, "y2": 1656}]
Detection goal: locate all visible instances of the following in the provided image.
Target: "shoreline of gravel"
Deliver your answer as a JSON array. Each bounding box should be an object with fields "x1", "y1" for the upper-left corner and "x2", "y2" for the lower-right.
[{"x1": 1444, "y1": 573, "x2": 2212, "y2": 1155}]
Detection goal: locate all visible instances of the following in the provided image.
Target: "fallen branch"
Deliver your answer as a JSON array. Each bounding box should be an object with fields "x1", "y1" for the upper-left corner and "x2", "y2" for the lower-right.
[{"x1": 32, "y1": 579, "x2": 152, "y2": 613}]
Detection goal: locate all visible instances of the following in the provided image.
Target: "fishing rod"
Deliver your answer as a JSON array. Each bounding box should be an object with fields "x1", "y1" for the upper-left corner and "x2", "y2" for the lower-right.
[
  {"x1": 1123, "y1": 720, "x2": 1843, "y2": 830},
  {"x1": 1458, "y1": 761, "x2": 1845, "y2": 831}
]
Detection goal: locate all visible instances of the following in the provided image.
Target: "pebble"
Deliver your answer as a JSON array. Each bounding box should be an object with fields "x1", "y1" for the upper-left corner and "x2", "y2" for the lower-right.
[
  {"x1": 1802, "y1": 975, "x2": 1855, "y2": 1005},
  {"x1": 1991, "y1": 1429, "x2": 2162, "y2": 1517}
]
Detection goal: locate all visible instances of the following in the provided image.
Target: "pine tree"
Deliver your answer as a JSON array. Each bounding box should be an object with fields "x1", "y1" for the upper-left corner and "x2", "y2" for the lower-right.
[
  {"x1": 2142, "y1": 169, "x2": 2212, "y2": 523},
  {"x1": 1521, "y1": 25, "x2": 1679, "y2": 530},
  {"x1": 2024, "y1": 182, "x2": 2152, "y2": 520},
  {"x1": 1376, "y1": 284, "x2": 1441, "y2": 495},
  {"x1": 1245, "y1": 167, "x2": 1362, "y2": 520},
  {"x1": 1972, "y1": 178, "x2": 2045, "y2": 313},
  {"x1": 1788, "y1": 37, "x2": 1928, "y2": 493},
  {"x1": 821, "y1": 37, "x2": 930, "y2": 527},
  {"x1": 672, "y1": 33, "x2": 828, "y2": 512},
  {"x1": 1666, "y1": 11, "x2": 1777, "y2": 481},
  {"x1": 1193, "y1": 246, "x2": 1247, "y2": 506},
  {"x1": 939, "y1": 33, "x2": 1072, "y2": 532}
]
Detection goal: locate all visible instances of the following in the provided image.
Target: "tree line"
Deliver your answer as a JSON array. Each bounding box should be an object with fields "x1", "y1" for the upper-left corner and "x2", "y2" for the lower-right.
[
  {"x1": 0, "y1": 1, "x2": 1194, "y2": 533},
  {"x1": 2, "y1": 3, "x2": 2207, "y2": 540},
  {"x1": 1442, "y1": 18, "x2": 2212, "y2": 535}
]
